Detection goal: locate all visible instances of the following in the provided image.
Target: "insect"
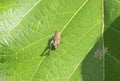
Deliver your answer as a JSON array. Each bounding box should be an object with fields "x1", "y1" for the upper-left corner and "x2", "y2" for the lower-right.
[{"x1": 50, "y1": 30, "x2": 61, "y2": 49}]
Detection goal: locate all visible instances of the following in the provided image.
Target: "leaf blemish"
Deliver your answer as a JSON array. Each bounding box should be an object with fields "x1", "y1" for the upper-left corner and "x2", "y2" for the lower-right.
[{"x1": 94, "y1": 47, "x2": 108, "y2": 59}]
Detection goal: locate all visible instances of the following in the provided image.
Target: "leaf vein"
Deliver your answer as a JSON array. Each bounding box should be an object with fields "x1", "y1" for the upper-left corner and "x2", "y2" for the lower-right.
[
  {"x1": 60, "y1": 0, "x2": 88, "y2": 33},
  {"x1": 67, "y1": 21, "x2": 101, "y2": 81},
  {"x1": 9, "y1": 0, "x2": 42, "y2": 32},
  {"x1": 106, "y1": 53, "x2": 120, "y2": 64}
]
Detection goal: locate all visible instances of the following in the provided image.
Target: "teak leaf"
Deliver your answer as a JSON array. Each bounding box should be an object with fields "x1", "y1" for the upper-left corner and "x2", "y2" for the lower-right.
[
  {"x1": 1, "y1": 0, "x2": 120, "y2": 81},
  {"x1": 104, "y1": 0, "x2": 120, "y2": 81}
]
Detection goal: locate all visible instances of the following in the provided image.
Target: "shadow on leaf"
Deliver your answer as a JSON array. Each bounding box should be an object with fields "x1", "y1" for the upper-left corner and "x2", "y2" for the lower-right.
[
  {"x1": 81, "y1": 16, "x2": 120, "y2": 81},
  {"x1": 40, "y1": 38, "x2": 55, "y2": 56}
]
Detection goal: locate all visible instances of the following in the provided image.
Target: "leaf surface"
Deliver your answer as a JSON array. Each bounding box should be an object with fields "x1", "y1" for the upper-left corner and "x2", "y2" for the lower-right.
[
  {"x1": 0, "y1": 0, "x2": 102, "y2": 81},
  {"x1": 104, "y1": 0, "x2": 120, "y2": 81}
]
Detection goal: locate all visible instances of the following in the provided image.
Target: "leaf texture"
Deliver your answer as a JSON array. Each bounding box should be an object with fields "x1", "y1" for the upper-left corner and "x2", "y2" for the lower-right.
[{"x1": 0, "y1": 0, "x2": 102, "y2": 81}]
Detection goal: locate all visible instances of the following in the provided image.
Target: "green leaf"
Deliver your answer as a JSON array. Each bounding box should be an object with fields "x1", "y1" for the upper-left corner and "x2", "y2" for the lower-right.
[
  {"x1": 69, "y1": 0, "x2": 120, "y2": 81},
  {"x1": 104, "y1": 0, "x2": 120, "y2": 81},
  {"x1": 69, "y1": 40, "x2": 104, "y2": 81},
  {"x1": 0, "y1": 0, "x2": 102, "y2": 81}
]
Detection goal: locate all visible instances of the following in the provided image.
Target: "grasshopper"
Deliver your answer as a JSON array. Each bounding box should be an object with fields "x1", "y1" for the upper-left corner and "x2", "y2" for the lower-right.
[
  {"x1": 50, "y1": 30, "x2": 61, "y2": 49},
  {"x1": 41, "y1": 31, "x2": 61, "y2": 56}
]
